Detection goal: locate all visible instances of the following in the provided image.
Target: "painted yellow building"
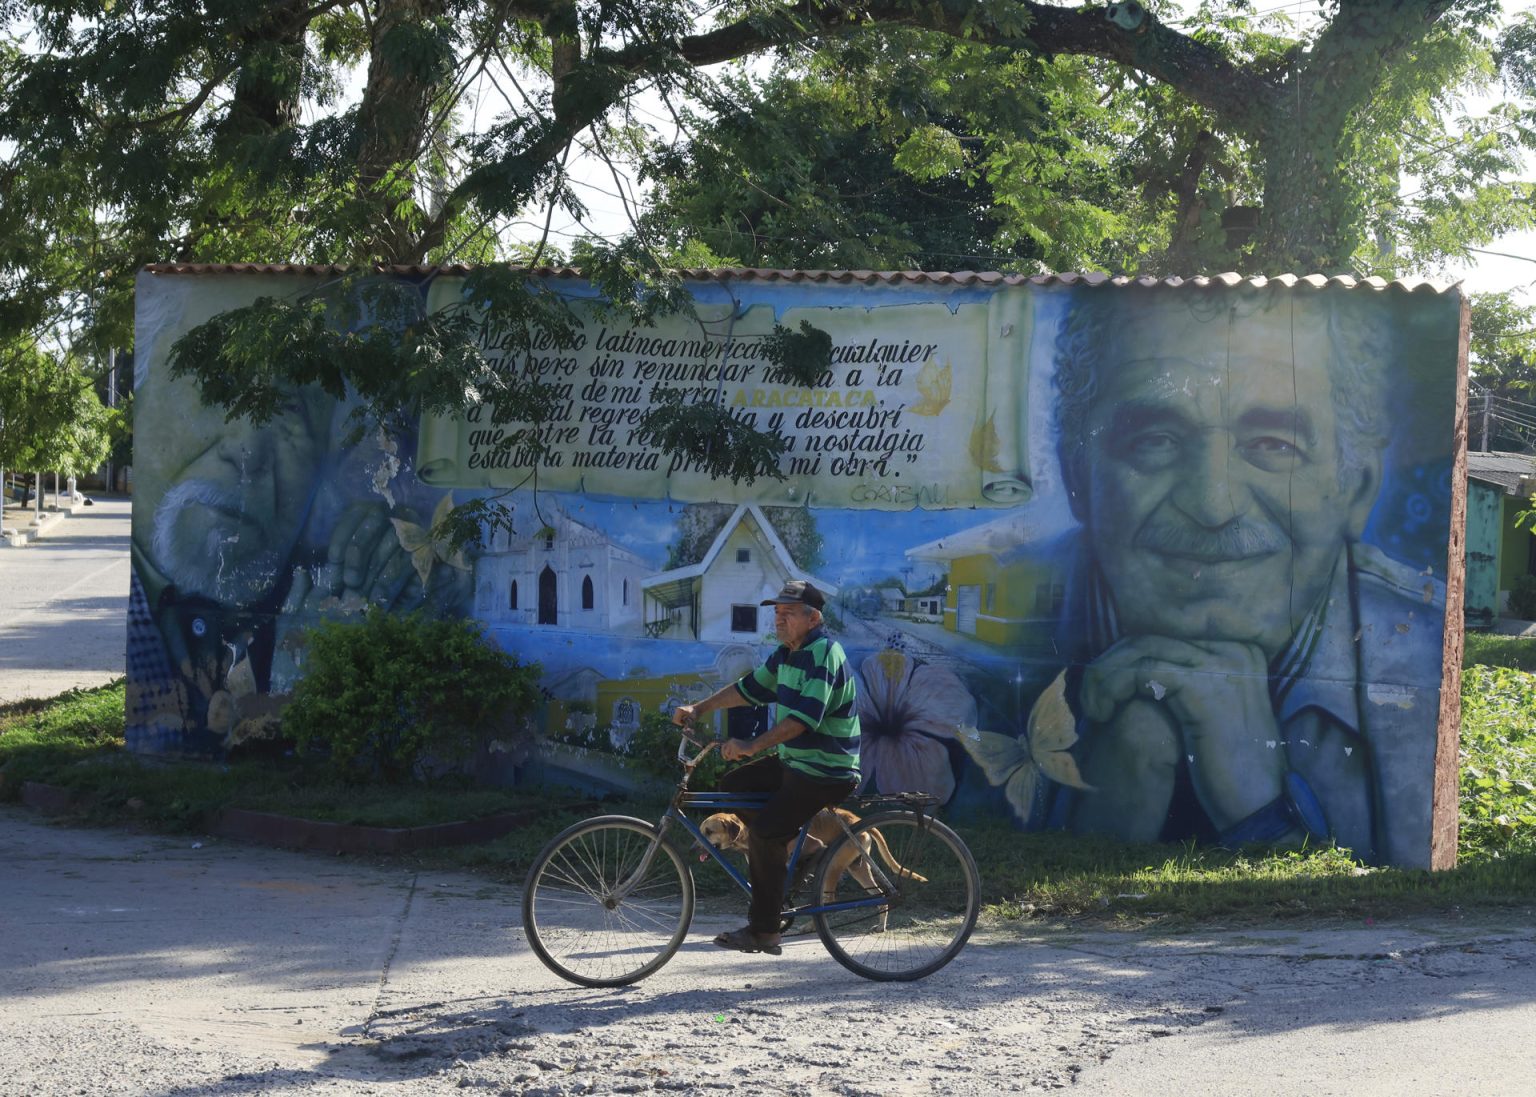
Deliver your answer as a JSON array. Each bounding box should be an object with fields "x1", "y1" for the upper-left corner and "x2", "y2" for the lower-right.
[
  {"x1": 906, "y1": 512, "x2": 1062, "y2": 650},
  {"x1": 543, "y1": 643, "x2": 767, "y2": 741},
  {"x1": 594, "y1": 672, "x2": 713, "y2": 737}
]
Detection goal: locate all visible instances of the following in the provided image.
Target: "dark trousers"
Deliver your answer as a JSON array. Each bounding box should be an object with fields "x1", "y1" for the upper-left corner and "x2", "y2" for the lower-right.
[{"x1": 719, "y1": 755, "x2": 857, "y2": 934}]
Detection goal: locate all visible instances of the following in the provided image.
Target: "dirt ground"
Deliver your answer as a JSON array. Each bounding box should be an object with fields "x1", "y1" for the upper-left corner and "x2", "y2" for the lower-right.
[{"x1": 5, "y1": 806, "x2": 1536, "y2": 1096}]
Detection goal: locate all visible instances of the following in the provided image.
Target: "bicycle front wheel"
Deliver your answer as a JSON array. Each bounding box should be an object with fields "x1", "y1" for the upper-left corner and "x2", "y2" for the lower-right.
[
  {"x1": 521, "y1": 815, "x2": 695, "y2": 987},
  {"x1": 813, "y1": 811, "x2": 979, "y2": 981}
]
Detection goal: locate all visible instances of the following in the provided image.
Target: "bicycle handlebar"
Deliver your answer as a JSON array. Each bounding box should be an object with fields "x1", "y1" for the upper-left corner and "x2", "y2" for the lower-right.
[{"x1": 674, "y1": 718, "x2": 721, "y2": 765}]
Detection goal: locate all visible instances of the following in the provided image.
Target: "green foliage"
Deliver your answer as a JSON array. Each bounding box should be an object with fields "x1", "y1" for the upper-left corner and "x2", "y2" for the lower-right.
[
  {"x1": 11, "y1": 669, "x2": 1536, "y2": 921},
  {"x1": 641, "y1": 5, "x2": 1532, "y2": 278},
  {"x1": 640, "y1": 51, "x2": 1153, "y2": 273},
  {"x1": 1, "y1": 0, "x2": 1533, "y2": 490},
  {"x1": 1510, "y1": 575, "x2": 1536, "y2": 622},
  {"x1": 283, "y1": 610, "x2": 541, "y2": 783},
  {"x1": 634, "y1": 386, "x2": 788, "y2": 485},
  {"x1": 0, "y1": 341, "x2": 116, "y2": 477},
  {"x1": 0, "y1": 681, "x2": 587, "y2": 831},
  {"x1": 168, "y1": 271, "x2": 582, "y2": 440},
  {"x1": 569, "y1": 237, "x2": 695, "y2": 328},
  {"x1": 1469, "y1": 292, "x2": 1536, "y2": 384},
  {"x1": 762, "y1": 322, "x2": 833, "y2": 387},
  {"x1": 1459, "y1": 665, "x2": 1536, "y2": 854}
]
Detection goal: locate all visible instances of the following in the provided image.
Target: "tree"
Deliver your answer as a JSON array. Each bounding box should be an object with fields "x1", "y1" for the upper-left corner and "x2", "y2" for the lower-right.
[
  {"x1": 3, "y1": 0, "x2": 1530, "y2": 515},
  {"x1": 639, "y1": 49, "x2": 1143, "y2": 272},
  {"x1": 639, "y1": 27, "x2": 1224, "y2": 274},
  {"x1": 1467, "y1": 291, "x2": 1536, "y2": 452},
  {"x1": 641, "y1": 7, "x2": 1536, "y2": 278},
  {"x1": 0, "y1": 340, "x2": 117, "y2": 514}
]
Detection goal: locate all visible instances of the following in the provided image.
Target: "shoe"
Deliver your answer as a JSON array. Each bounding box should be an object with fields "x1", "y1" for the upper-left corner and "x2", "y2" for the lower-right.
[{"x1": 713, "y1": 927, "x2": 782, "y2": 955}]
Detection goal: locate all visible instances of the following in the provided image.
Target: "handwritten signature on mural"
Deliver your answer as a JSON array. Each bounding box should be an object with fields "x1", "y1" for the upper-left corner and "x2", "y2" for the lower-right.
[{"x1": 849, "y1": 482, "x2": 953, "y2": 506}]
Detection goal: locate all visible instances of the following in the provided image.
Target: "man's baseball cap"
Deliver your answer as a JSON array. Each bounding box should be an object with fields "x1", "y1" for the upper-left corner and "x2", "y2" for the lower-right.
[{"x1": 760, "y1": 580, "x2": 825, "y2": 611}]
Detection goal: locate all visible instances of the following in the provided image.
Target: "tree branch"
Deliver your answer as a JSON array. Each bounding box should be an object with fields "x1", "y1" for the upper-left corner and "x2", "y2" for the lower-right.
[
  {"x1": 1303, "y1": 0, "x2": 1458, "y2": 130},
  {"x1": 646, "y1": 0, "x2": 1276, "y2": 133}
]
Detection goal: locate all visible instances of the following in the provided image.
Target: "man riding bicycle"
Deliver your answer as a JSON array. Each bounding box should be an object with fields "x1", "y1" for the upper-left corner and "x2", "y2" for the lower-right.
[{"x1": 671, "y1": 580, "x2": 861, "y2": 955}]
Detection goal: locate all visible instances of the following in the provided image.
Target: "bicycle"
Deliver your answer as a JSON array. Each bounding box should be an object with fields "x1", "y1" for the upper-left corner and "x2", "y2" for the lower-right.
[{"x1": 521, "y1": 722, "x2": 981, "y2": 987}]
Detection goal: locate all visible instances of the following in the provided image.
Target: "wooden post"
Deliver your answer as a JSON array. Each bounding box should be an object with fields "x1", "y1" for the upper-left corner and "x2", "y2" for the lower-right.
[{"x1": 1430, "y1": 293, "x2": 1472, "y2": 870}]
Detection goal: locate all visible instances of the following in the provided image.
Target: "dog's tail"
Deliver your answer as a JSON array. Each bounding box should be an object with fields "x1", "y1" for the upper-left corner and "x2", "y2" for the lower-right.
[{"x1": 865, "y1": 827, "x2": 929, "y2": 885}]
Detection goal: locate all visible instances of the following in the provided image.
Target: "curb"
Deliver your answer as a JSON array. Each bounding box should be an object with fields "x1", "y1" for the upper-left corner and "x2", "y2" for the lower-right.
[
  {"x1": 1, "y1": 506, "x2": 73, "y2": 547},
  {"x1": 20, "y1": 781, "x2": 96, "y2": 814},
  {"x1": 19, "y1": 781, "x2": 593, "y2": 855},
  {"x1": 208, "y1": 804, "x2": 583, "y2": 854}
]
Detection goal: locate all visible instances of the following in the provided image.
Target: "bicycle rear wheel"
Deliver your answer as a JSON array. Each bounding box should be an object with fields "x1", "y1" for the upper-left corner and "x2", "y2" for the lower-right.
[
  {"x1": 522, "y1": 815, "x2": 695, "y2": 987},
  {"x1": 812, "y1": 812, "x2": 979, "y2": 981}
]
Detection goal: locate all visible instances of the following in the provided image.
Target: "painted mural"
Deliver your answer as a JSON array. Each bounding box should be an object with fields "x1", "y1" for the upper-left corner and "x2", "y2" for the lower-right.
[{"x1": 129, "y1": 269, "x2": 1464, "y2": 868}]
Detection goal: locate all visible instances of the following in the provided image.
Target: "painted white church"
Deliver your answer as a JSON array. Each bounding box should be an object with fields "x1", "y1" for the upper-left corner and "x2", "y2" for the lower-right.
[{"x1": 473, "y1": 502, "x2": 651, "y2": 633}]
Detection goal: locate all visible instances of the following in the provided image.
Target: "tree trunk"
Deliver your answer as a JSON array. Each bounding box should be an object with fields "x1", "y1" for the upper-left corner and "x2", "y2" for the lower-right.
[
  {"x1": 355, "y1": 0, "x2": 451, "y2": 263},
  {"x1": 1254, "y1": 115, "x2": 1358, "y2": 274},
  {"x1": 216, "y1": 0, "x2": 310, "y2": 148},
  {"x1": 1247, "y1": 0, "x2": 1453, "y2": 272}
]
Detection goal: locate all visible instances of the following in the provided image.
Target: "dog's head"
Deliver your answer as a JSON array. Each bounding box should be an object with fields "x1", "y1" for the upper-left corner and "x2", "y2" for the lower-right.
[{"x1": 699, "y1": 812, "x2": 749, "y2": 851}]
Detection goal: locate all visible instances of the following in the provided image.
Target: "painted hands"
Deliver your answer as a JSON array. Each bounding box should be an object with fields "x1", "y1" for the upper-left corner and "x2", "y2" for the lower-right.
[
  {"x1": 271, "y1": 501, "x2": 473, "y2": 690},
  {"x1": 1075, "y1": 636, "x2": 1285, "y2": 838}
]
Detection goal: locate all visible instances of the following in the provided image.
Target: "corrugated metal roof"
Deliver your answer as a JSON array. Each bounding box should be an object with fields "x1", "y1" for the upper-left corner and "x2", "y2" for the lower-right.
[
  {"x1": 139, "y1": 263, "x2": 1461, "y2": 294},
  {"x1": 1468, "y1": 450, "x2": 1536, "y2": 495}
]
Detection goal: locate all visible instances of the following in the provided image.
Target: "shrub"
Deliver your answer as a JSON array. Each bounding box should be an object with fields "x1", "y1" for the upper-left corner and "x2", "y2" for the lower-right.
[
  {"x1": 1460, "y1": 664, "x2": 1536, "y2": 853},
  {"x1": 626, "y1": 711, "x2": 724, "y2": 784},
  {"x1": 283, "y1": 610, "x2": 540, "y2": 782},
  {"x1": 1509, "y1": 574, "x2": 1536, "y2": 621}
]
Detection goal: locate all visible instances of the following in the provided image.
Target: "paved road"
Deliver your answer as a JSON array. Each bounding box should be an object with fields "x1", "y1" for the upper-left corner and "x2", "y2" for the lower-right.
[
  {"x1": 0, "y1": 497, "x2": 131, "y2": 704},
  {"x1": 4, "y1": 808, "x2": 1535, "y2": 1096}
]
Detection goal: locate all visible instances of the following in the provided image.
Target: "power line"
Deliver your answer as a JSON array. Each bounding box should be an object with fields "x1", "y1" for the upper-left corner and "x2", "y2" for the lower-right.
[{"x1": 1467, "y1": 246, "x2": 1536, "y2": 266}]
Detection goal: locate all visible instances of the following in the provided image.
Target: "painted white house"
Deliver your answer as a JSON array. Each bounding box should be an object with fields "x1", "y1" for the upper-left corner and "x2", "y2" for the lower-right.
[
  {"x1": 905, "y1": 593, "x2": 944, "y2": 618},
  {"x1": 474, "y1": 502, "x2": 651, "y2": 633},
  {"x1": 640, "y1": 504, "x2": 838, "y2": 643}
]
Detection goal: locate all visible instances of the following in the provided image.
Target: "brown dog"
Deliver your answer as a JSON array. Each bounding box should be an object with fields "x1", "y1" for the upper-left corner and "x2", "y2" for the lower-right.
[{"x1": 698, "y1": 807, "x2": 926, "y2": 922}]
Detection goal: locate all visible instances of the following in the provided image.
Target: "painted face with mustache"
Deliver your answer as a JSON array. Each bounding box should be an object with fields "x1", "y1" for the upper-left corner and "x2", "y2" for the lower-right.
[
  {"x1": 133, "y1": 364, "x2": 331, "y2": 606},
  {"x1": 1073, "y1": 298, "x2": 1382, "y2": 660}
]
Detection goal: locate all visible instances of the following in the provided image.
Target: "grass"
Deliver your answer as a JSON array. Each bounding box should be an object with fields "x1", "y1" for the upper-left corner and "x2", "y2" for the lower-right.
[
  {"x1": 0, "y1": 682, "x2": 125, "y2": 785},
  {"x1": 0, "y1": 681, "x2": 586, "y2": 831},
  {"x1": 952, "y1": 823, "x2": 1536, "y2": 925},
  {"x1": 1463, "y1": 632, "x2": 1536, "y2": 672},
  {"x1": 5, "y1": 633, "x2": 1536, "y2": 926}
]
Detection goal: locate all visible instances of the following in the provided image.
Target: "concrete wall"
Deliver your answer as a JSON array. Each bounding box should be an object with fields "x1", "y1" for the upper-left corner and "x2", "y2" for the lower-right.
[{"x1": 128, "y1": 270, "x2": 1466, "y2": 867}]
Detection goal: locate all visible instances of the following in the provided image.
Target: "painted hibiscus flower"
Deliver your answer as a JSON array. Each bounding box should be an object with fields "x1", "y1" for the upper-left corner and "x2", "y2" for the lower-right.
[{"x1": 854, "y1": 649, "x2": 977, "y2": 804}]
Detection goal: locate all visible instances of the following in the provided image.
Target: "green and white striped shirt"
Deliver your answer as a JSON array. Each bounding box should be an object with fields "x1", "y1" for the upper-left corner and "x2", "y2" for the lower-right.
[{"x1": 735, "y1": 626, "x2": 861, "y2": 782}]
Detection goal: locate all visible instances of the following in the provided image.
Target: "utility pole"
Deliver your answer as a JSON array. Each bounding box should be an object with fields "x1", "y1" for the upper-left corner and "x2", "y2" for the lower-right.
[
  {"x1": 104, "y1": 348, "x2": 116, "y2": 493},
  {"x1": 1482, "y1": 389, "x2": 1492, "y2": 453}
]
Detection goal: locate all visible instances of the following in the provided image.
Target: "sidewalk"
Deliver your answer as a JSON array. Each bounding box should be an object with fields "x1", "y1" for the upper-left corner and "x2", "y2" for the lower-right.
[
  {"x1": 0, "y1": 476, "x2": 105, "y2": 544},
  {"x1": 0, "y1": 495, "x2": 132, "y2": 704}
]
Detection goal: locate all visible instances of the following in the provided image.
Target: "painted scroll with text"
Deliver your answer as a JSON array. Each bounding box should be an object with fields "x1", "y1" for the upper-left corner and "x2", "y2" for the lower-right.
[{"x1": 416, "y1": 282, "x2": 1032, "y2": 509}]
